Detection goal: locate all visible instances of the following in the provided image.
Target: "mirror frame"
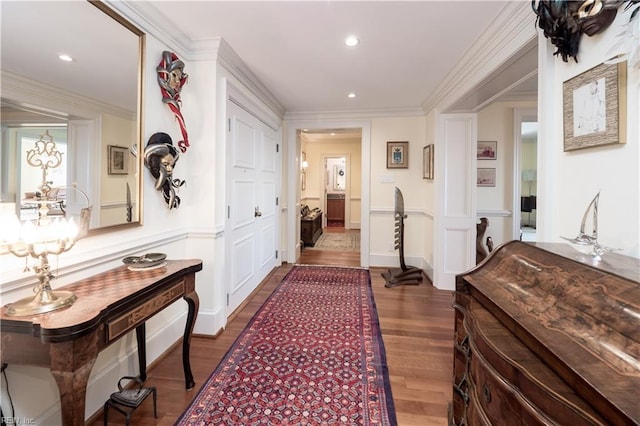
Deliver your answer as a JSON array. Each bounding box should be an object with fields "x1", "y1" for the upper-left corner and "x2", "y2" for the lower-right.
[
  {"x1": 89, "y1": 0, "x2": 146, "y2": 235},
  {"x1": 0, "y1": 0, "x2": 146, "y2": 235}
]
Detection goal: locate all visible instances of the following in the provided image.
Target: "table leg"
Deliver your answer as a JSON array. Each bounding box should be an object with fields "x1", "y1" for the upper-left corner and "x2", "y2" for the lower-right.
[
  {"x1": 49, "y1": 331, "x2": 99, "y2": 426},
  {"x1": 136, "y1": 323, "x2": 147, "y2": 381},
  {"x1": 183, "y1": 290, "x2": 199, "y2": 389}
]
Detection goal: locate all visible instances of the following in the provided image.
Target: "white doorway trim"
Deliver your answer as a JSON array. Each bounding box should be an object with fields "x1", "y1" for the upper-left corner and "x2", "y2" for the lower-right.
[
  {"x1": 286, "y1": 119, "x2": 371, "y2": 267},
  {"x1": 433, "y1": 112, "x2": 477, "y2": 291},
  {"x1": 513, "y1": 108, "x2": 537, "y2": 240}
]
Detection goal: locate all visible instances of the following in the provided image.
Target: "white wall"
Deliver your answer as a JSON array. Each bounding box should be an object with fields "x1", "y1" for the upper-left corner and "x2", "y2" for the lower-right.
[
  {"x1": 537, "y1": 10, "x2": 640, "y2": 257},
  {"x1": 0, "y1": 26, "x2": 220, "y2": 426}
]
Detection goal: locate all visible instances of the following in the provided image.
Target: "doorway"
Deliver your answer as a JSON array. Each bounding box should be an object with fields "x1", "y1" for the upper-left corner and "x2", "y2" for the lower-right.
[
  {"x1": 291, "y1": 123, "x2": 369, "y2": 266},
  {"x1": 324, "y1": 156, "x2": 347, "y2": 228},
  {"x1": 514, "y1": 108, "x2": 538, "y2": 242}
]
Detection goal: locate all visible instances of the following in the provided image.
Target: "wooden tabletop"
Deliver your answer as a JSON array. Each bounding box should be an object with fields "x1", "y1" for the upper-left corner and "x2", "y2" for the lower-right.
[{"x1": 0, "y1": 259, "x2": 202, "y2": 341}]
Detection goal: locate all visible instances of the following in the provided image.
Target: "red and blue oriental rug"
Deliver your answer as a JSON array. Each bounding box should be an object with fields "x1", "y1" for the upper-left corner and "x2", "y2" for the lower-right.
[{"x1": 177, "y1": 265, "x2": 396, "y2": 425}]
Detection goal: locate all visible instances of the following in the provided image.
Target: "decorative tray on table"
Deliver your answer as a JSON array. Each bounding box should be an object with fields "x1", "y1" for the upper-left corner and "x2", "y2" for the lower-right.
[{"x1": 122, "y1": 253, "x2": 167, "y2": 271}]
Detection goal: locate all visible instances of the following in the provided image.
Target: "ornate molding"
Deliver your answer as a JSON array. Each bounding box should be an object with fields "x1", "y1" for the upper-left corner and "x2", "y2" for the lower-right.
[{"x1": 422, "y1": 2, "x2": 538, "y2": 113}]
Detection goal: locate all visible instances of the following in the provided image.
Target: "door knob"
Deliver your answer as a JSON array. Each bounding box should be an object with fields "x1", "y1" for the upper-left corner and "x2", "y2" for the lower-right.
[{"x1": 254, "y1": 206, "x2": 262, "y2": 217}]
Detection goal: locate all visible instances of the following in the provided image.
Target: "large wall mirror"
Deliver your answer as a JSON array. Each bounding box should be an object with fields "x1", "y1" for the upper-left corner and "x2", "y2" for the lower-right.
[{"x1": 0, "y1": 0, "x2": 144, "y2": 232}]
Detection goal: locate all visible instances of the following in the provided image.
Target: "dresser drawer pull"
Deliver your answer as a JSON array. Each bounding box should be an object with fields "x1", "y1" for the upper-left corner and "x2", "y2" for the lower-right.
[
  {"x1": 482, "y1": 383, "x2": 491, "y2": 403},
  {"x1": 453, "y1": 373, "x2": 469, "y2": 404},
  {"x1": 455, "y1": 335, "x2": 470, "y2": 357}
]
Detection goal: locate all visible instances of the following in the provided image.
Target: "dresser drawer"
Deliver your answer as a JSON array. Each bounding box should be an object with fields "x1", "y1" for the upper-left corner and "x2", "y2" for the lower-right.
[{"x1": 464, "y1": 299, "x2": 608, "y2": 426}]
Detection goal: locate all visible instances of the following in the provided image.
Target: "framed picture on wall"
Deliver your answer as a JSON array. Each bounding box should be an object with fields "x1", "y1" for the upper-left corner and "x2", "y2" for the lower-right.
[
  {"x1": 108, "y1": 145, "x2": 129, "y2": 175},
  {"x1": 477, "y1": 168, "x2": 496, "y2": 187},
  {"x1": 387, "y1": 141, "x2": 409, "y2": 168},
  {"x1": 477, "y1": 141, "x2": 497, "y2": 159},
  {"x1": 563, "y1": 61, "x2": 627, "y2": 151},
  {"x1": 423, "y1": 144, "x2": 434, "y2": 179}
]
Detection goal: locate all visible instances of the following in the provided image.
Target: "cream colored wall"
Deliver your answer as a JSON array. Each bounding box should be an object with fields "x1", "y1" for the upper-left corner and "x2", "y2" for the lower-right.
[
  {"x1": 369, "y1": 115, "x2": 428, "y2": 268},
  {"x1": 100, "y1": 113, "x2": 137, "y2": 227},
  {"x1": 476, "y1": 100, "x2": 537, "y2": 246},
  {"x1": 301, "y1": 136, "x2": 362, "y2": 226}
]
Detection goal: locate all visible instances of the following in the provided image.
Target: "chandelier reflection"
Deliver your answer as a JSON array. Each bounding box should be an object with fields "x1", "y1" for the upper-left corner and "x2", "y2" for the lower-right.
[{"x1": 1, "y1": 130, "x2": 92, "y2": 316}]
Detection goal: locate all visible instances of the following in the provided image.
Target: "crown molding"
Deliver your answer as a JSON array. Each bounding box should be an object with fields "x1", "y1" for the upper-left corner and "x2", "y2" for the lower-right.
[
  {"x1": 1, "y1": 70, "x2": 134, "y2": 120},
  {"x1": 421, "y1": 1, "x2": 537, "y2": 114},
  {"x1": 284, "y1": 106, "x2": 425, "y2": 122},
  {"x1": 107, "y1": 1, "x2": 285, "y2": 119},
  {"x1": 218, "y1": 39, "x2": 285, "y2": 119}
]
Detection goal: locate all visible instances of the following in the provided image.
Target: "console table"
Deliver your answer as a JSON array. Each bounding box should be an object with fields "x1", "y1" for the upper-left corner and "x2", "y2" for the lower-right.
[
  {"x1": 0, "y1": 259, "x2": 203, "y2": 426},
  {"x1": 452, "y1": 241, "x2": 639, "y2": 425}
]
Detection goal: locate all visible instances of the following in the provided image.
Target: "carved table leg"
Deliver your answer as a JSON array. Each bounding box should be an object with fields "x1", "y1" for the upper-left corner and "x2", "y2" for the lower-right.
[
  {"x1": 136, "y1": 323, "x2": 147, "y2": 381},
  {"x1": 49, "y1": 331, "x2": 99, "y2": 426},
  {"x1": 183, "y1": 290, "x2": 199, "y2": 389}
]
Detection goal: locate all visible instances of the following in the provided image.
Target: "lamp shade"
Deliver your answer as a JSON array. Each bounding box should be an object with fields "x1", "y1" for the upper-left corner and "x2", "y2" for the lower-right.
[{"x1": 522, "y1": 169, "x2": 537, "y2": 182}]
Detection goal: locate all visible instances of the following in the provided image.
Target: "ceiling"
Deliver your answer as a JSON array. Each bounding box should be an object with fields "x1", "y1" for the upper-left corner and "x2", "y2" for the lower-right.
[
  {"x1": 146, "y1": 1, "x2": 536, "y2": 114},
  {"x1": 1, "y1": 1, "x2": 537, "y2": 119}
]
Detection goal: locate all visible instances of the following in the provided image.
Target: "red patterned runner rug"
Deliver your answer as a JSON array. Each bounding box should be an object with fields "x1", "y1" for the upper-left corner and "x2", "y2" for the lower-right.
[{"x1": 177, "y1": 265, "x2": 397, "y2": 425}]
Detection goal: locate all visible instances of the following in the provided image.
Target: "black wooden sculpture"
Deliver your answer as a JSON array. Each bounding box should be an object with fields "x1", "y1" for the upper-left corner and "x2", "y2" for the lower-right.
[{"x1": 382, "y1": 187, "x2": 423, "y2": 287}]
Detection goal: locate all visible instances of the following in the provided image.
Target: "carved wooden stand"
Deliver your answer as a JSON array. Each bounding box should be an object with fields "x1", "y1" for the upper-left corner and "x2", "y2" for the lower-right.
[{"x1": 382, "y1": 188, "x2": 422, "y2": 287}]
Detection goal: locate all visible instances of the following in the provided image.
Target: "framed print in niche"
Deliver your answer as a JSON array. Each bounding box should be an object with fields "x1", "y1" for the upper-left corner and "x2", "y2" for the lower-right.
[
  {"x1": 387, "y1": 141, "x2": 409, "y2": 169},
  {"x1": 563, "y1": 61, "x2": 627, "y2": 151},
  {"x1": 477, "y1": 168, "x2": 496, "y2": 187},
  {"x1": 423, "y1": 144, "x2": 434, "y2": 179},
  {"x1": 108, "y1": 145, "x2": 129, "y2": 175},
  {"x1": 477, "y1": 141, "x2": 497, "y2": 159}
]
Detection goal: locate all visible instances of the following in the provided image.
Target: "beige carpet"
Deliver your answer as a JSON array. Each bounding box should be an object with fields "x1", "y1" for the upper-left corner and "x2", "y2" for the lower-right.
[{"x1": 307, "y1": 232, "x2": 360, "y2": 251}]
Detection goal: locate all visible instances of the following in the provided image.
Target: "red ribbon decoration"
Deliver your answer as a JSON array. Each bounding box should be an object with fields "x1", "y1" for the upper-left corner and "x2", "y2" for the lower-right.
[{"x1": 157, "y1": 51, "x2": 190, "y2": 153}]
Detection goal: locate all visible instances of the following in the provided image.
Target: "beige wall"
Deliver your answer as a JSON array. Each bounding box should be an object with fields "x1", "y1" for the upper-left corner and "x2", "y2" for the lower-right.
[
  {"x1": 369, "y1": 116, "x2": 428, "y2": 266},
  {"x1": 301, "y1": 135, "x2": 362, "y2": 226},
  {"x1": 100, "y1": 113, "x2": 137, "y2": 227},
  {"x1": 477, "y1": 100, "x2": 537, "y2": 246}
]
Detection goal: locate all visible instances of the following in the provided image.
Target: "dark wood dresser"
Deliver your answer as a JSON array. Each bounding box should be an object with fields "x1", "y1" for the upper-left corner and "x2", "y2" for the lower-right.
[
  {"x1": 451, "y1": 241, "x2": 639, "y2": 425},
  {"x1": 301, "y1": 210, "x2": 323, "y2": 246}
]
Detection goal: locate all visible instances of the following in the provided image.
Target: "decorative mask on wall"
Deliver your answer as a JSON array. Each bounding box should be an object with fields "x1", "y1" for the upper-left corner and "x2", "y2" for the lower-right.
[
  {"x1": 531, "y1": 0, "x2": 623, "y2": 62},
  {"x1": 144, "y1": 132, "x2": 186, "y2": 209},
  {"x1": 157, "y1": 51, "x2": 190, "y2": 153}
]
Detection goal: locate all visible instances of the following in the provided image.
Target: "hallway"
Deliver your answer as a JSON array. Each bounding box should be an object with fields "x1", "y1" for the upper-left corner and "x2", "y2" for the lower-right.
[{"x1": 93, "y1": 247, "x2": 455, "y2": 426}]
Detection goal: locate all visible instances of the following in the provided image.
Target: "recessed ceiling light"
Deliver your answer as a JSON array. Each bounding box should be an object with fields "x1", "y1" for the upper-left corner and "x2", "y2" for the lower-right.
[
  {"x1": 58, "y1": 54, "x2": 74, "y2": 62},
  {"x1": 345, "y1": 35, "x2": 359, "y2": 47},
  {"x1": 347, "y1": 92, "x2": 357, "y2": 99}
]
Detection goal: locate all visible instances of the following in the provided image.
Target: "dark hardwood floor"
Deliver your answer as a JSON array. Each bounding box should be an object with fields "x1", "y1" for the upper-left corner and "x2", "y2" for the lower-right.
[{"x1": 93, "y1": 227, "x2": 455, "y2": 425}]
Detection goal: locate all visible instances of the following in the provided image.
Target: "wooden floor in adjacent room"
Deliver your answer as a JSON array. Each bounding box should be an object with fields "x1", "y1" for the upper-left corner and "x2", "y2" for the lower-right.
[{"x1": 94, "y1": 227, "x2": 455, "y2": 426}]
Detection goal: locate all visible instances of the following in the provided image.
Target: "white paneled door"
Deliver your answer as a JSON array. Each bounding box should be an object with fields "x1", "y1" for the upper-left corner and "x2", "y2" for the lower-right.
[{"x1": 226, "y1": 100, "x2": 278, "y2": 315}]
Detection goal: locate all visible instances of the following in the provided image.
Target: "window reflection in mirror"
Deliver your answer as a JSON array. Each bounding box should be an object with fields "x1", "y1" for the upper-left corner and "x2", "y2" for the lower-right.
[
  {"x1": 333, "y1": 164, "x2": 346, "y2": 191},
  {"x1": 15, "y1": 127, "x2": 68, "y2": 221},
  {"x1": 0, "y1": 0, "x2": 144, "y2": 233}
]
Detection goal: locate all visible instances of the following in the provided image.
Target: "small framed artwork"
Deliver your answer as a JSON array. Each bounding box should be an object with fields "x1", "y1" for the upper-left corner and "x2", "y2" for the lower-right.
[
  {"x1": 387, "y1": 141, "x2": 409, "y2": 169},
  {"x1": 108, "y1": 145, "x2": 129, "y2": 175},
  {"x1": 423, "y1": 144, "x2": 434, "y2": 179},
  {"x1": 477, "y1": 141, "x2": 497, "y2": 159},
  {"x1": 563, "y1": 61, "x2": 627, "y2": 151},
  {"x1": 477, "y1": 168, "x2": 496, "y2": 187}
]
